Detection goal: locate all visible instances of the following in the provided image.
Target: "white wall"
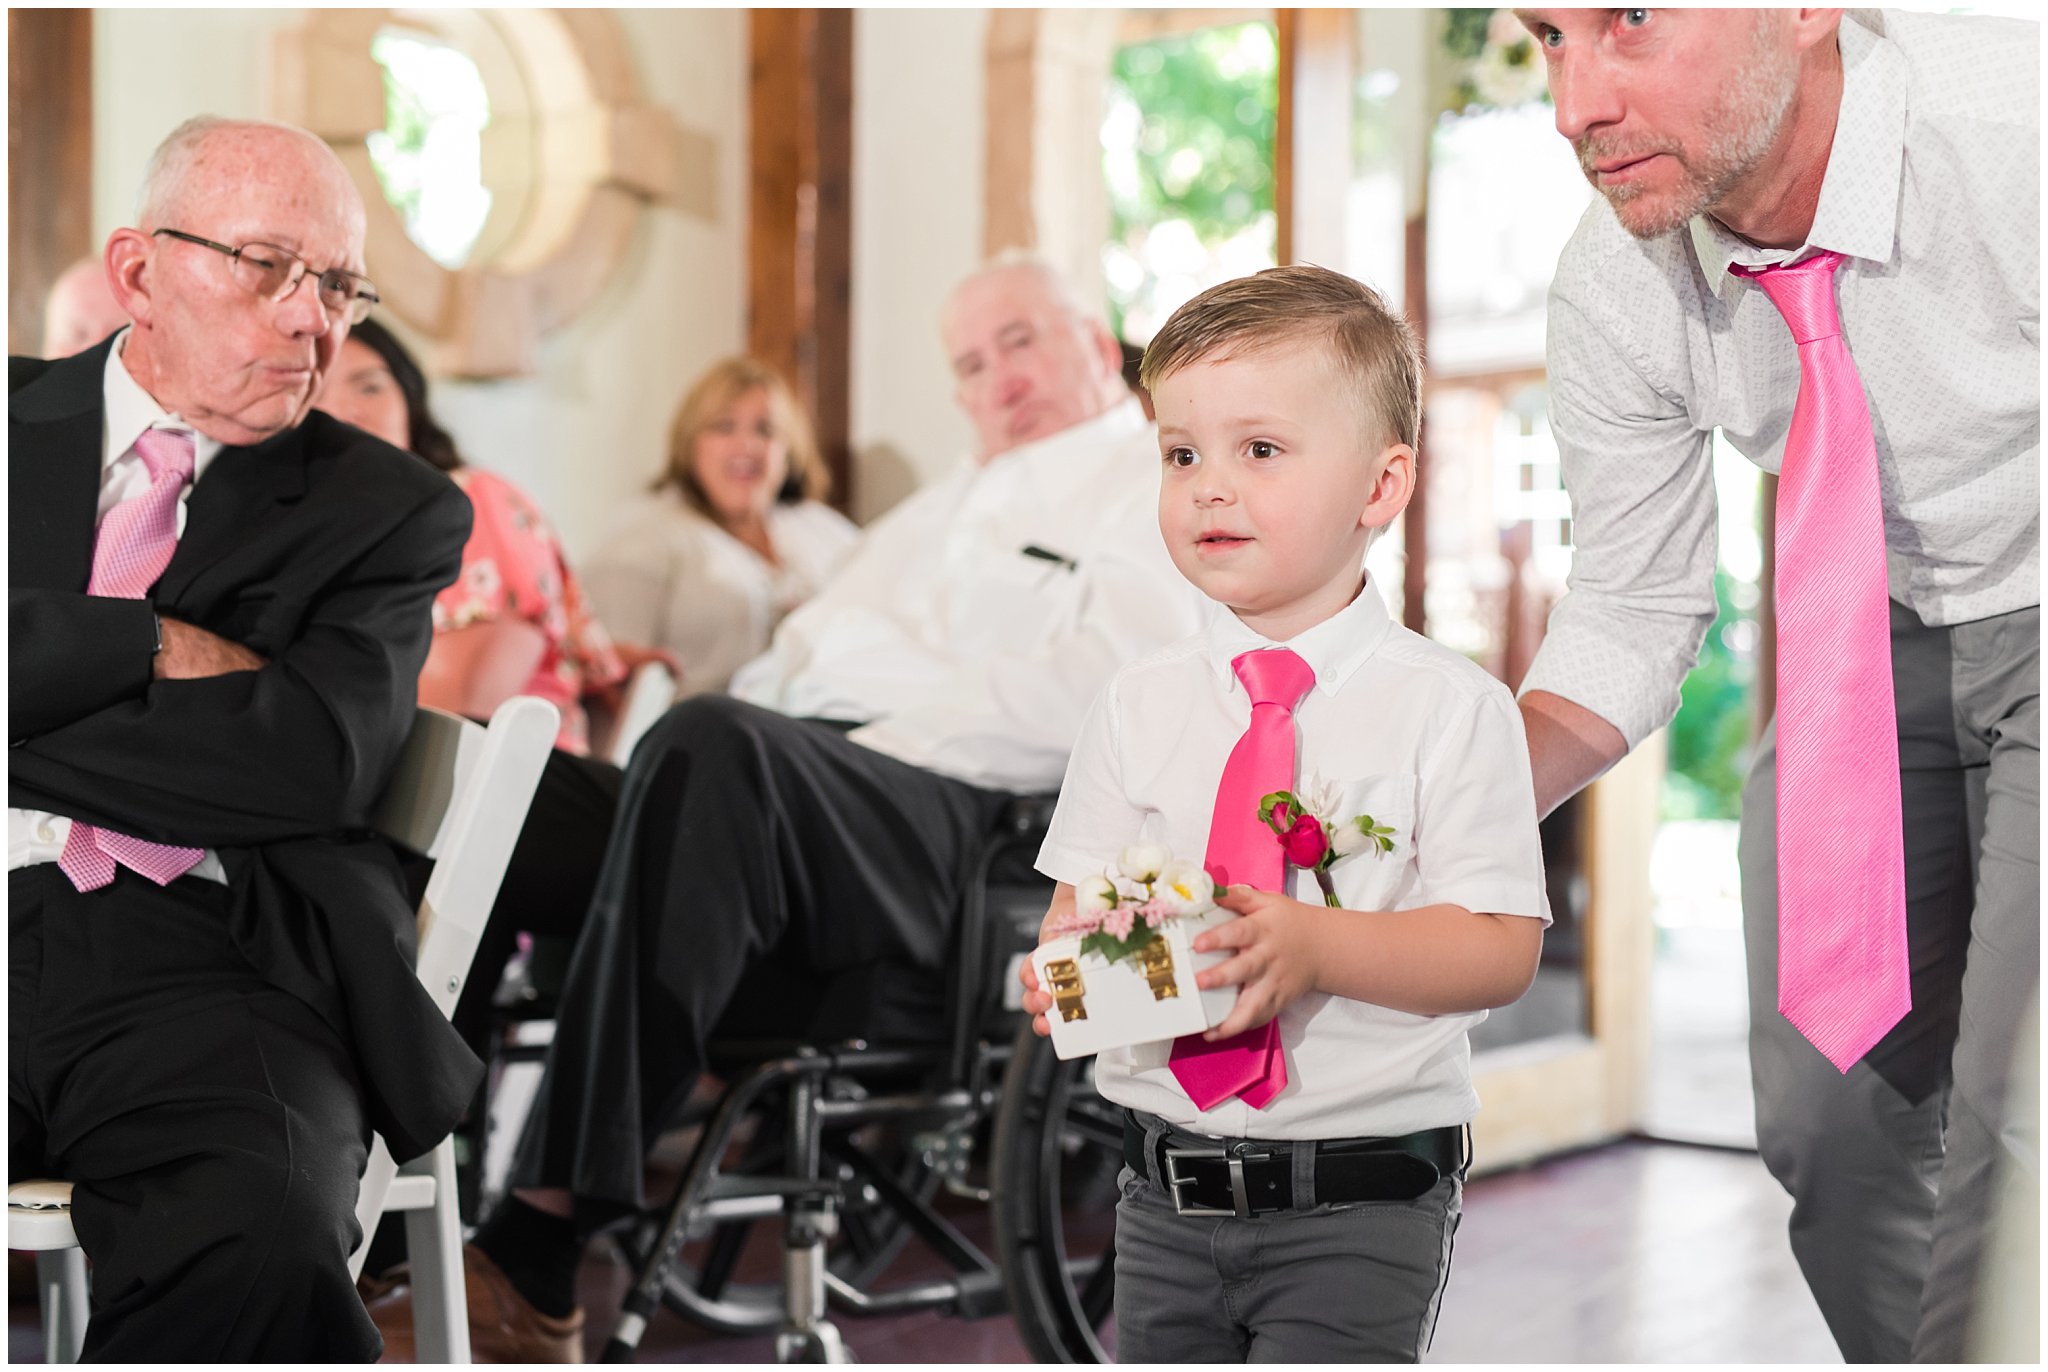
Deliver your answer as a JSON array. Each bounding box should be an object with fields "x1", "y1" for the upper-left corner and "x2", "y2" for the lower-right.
[
  {"x1": 848, "y1": 8, "x2": 988, "y2": 522},
  {"x1": 90, "y1": 8, "x2": 746, "y2": 564},
  {"x1": 89, "y1": 8, "x2": 1003, "y2": 543}
]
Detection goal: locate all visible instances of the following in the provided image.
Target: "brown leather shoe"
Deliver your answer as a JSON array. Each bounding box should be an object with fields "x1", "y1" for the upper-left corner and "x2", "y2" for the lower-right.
[{"x1": 365, "y1": 1243, "x2": 585, "y2": 1363}]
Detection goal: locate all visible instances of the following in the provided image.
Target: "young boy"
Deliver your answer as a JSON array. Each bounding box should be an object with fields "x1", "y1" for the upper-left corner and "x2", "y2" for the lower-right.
[{"x1": 1021, "y1": 264, "x2": 1550, "y2": 1362}]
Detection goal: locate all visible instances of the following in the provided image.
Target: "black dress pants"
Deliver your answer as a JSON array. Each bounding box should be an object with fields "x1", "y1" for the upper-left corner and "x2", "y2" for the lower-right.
[
  {"x1": 508, "y1": 695, "x2": 1011, "y2": 1218},
  {"x1": 9, "y1": 864, "x2": 377, "y2": 1361}
]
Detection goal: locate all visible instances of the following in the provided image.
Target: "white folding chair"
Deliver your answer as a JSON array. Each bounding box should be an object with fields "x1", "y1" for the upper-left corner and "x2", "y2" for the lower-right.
[
  {"x1": 8, "y1": 696, "x2": 557, "y2": 1364},
  {"x1": 605, "y1": 660, "x2": 677, "y2": 766},
  {"x1": 347, "y1": 696, "x2": 556, "y2": 1361}
]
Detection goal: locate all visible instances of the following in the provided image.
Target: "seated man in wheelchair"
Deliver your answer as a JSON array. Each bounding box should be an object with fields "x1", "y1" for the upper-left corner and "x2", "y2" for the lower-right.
[{"x1": 376, "y1": 254, "x2": 1205, "y2": 1360}]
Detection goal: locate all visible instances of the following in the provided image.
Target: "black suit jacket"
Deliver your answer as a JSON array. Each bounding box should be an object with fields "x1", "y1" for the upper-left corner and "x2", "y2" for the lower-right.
[{"x1": 8, "y1": 338, "x2": 483, "y2": 1161}]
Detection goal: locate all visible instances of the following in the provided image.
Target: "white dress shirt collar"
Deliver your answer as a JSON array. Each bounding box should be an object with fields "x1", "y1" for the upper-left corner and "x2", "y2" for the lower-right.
[
  {"x1": 1201, "y1": 574, "x2": 1395, "y2": 701},
  {"x1": 102, "y1": 328, "x2": 225, "y2": 480},
  {"x1": 1686, "y1": 11, "x2": 1906, "y2": 298}
]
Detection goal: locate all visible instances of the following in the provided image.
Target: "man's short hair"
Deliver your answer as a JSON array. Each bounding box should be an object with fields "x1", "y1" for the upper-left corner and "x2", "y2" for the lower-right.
[{"x1": 1141, "y1": 264, "x2": 1422, "y2": 450}]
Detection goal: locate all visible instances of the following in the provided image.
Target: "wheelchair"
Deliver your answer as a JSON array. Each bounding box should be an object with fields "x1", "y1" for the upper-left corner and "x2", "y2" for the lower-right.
[{"x1": 577, "y1": 795, "x2": 1122, "y2": 1363}]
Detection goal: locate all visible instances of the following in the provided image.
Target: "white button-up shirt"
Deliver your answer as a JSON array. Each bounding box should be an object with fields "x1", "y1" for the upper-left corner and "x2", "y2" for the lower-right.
[
  {"x1": 10, "y1": 333, "x2": 228, "y2": 881},
  {"x1": 732, "y1": 399, "x2": 1207, "y2": 793},
  {"x1": 584, "y1": 492, "x2": 861, "y2": 699},
  {"x1": 1522, "y1": 9, "x2": 2040, "y2": 747},
  {"x1": 1038, "y1": 582, "x2": 1551, "y2": 1141}
]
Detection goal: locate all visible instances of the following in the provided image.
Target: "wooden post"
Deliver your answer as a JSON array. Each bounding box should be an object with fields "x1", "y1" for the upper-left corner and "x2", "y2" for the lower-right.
[
  {"x1": 1274, "y1": 10, "x2": 1351, "y2": 269},
  {"x1": 1402, "y1": 214, "x2": 1431, "y2": 634},
  {"x1": 9, "y1": 9, "x2": 94, "y2": 357},
  {"x1": 748, "y1": 9, "x2": 854, "y2": 510}
]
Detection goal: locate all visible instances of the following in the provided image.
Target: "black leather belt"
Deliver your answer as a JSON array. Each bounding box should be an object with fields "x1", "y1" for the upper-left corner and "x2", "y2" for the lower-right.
[{"x1": 1124, "y1": 1112, "x2": 1466, "y2": 1218}]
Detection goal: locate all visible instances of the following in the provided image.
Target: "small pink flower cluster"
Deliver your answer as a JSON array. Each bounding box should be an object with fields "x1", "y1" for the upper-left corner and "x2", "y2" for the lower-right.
[{"x1": 1056, "y1": 896, "x2": 1175, "y2": 939}]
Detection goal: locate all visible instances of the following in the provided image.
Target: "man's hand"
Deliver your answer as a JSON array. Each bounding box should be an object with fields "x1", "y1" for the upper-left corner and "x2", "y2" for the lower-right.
[
  {"x1": 1193, "y1": 885, "x2": 1325, "y2": 1040},
  {"x1": 1017, "y1": 883, "x2": 1077, "y2": 1037},
  {"x1": 154, "y1": 617, "x2": 267, "y2": 680}
]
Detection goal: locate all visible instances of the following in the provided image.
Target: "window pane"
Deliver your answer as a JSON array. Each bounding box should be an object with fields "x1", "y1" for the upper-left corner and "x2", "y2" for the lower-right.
[
  {"x1": 1101, "y1": 19, "x2": 1278, "y2": 344},
  {"x1": 367, "y1": 28, "x2": 494, "y2": 270}
]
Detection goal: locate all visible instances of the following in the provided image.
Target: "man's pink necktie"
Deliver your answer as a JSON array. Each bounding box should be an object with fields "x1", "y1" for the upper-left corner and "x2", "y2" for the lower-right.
[
  {"x1": 57, "y1": 428, "x2": 206, "y2": 893},
  {"x1": 1169, "y1": 647, "x2": 1315, "y2": 1110},
  {"x1": 1735, "y1": 251, "x2": 1909, "y2": 1073}
]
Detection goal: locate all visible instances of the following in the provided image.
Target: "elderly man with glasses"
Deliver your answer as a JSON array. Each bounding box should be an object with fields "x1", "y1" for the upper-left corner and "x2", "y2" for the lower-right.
[{"x1": 9, "y1": 115, "x2": 474, "y2": 1359}]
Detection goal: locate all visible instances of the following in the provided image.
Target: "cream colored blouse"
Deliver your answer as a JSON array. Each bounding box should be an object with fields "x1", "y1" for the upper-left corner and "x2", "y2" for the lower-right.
[{"x1": 583, "y1": 489, "x2": 860, "y2": 698}]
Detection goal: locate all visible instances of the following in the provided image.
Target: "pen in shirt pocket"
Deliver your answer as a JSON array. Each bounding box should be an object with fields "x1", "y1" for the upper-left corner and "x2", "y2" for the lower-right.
[{"x1": 1020, "y1": 543, "x2": 1079, "y2": 572}]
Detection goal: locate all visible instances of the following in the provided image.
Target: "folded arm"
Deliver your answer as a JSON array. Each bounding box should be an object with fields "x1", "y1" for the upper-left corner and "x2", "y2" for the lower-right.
[
  {"x1": 8, "y1": 589, "x2": 159, "y2": 740},
  {"x1": 9, "y1": 482, "x2": 471, "y2": 846}
]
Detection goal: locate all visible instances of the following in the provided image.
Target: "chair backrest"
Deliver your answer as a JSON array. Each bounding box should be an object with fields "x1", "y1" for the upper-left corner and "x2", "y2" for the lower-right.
[
  {"x1": 371, "y1": 698, "x2": 557, "y2": 1017},
  {"x1": 351, "y1": 697, "x2": 555, "y2": 1276},
  {"x1": 606, "y1": 660, "x2": 678, "y2": 767}
]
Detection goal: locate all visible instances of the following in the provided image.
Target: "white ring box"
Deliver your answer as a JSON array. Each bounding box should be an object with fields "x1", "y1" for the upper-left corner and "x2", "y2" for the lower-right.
[{"x1": 1033, "y1": 905, "x2": 1241, "y2": 1059}]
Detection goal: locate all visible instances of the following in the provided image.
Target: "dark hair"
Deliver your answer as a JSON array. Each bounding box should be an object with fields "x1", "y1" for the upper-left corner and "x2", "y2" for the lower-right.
[{"x1": 345, "y1": 316, "x2": 463, "y2": 472}]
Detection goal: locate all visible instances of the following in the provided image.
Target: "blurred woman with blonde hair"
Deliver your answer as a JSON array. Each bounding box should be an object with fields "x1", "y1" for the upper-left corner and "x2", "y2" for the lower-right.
[{"x1": 585, "y1": 356, "x2": 859, "y2": 696}]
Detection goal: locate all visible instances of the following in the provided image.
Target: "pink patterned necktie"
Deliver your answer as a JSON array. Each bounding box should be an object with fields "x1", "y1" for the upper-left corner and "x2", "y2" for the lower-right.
[
  {"x1": 57, "y1": 427, "x2": 207, "y2": 893},
  {"x1": 1168, "y1": 647, "x2": 1315, "y2": 1110},
  {"x1": 1735, "y1": 251, "x2": 1909, "y2": 1072}
]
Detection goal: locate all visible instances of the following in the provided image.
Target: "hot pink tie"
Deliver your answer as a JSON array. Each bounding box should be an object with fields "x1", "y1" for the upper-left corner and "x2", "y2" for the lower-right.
[
  {"x1": 1168, "y1": 647, "x2": 1315, "y2": 1110},
  {"x1": 1735, "y1": 251, "x2": 1909, "y2": 1073},
  {"x1": 57, "y1": 427, "x2": 206, "y2": 893}
]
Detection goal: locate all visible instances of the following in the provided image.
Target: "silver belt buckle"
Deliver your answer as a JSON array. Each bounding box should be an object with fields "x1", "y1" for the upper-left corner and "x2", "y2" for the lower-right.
[{"x1": 1163, "y1": 1146, "x2": 1266, "y2": 1218}]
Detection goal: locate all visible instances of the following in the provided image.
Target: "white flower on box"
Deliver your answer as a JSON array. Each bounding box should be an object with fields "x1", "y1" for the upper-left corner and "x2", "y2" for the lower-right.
[
  {"x1": 1116, "y1": 843, "x2": 1172, "y2": 884},
  {"x1": 1153, "y1": 860, "x2": 1217, "y2": 918},
  {"x1": 1076, "y1": 874, "x2": 1119, "y2": 915}
]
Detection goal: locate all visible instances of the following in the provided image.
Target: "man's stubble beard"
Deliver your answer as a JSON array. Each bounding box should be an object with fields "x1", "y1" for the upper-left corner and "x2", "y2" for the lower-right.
[{"x1": 1578, "y1": 24, "x2": 1801, "y2": 240}]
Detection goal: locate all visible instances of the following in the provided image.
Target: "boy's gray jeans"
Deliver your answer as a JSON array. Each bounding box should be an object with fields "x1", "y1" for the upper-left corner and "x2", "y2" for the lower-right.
[{"x1": 1112, "y1": 1159, "x2": 1461, "y2": 1362}]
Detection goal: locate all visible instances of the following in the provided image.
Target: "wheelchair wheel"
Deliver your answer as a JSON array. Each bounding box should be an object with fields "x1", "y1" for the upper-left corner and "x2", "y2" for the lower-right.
[
  {"x1": 991, "y1": 1025, "x2": 1124, "y2": 1362},
  {"x1": 614, "y1": 1093, "x2": 937, "y2": 1335}
]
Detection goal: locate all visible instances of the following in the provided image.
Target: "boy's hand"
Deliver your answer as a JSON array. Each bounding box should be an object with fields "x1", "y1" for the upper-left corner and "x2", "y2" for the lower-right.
[
  {"x1": 1194, "y1": 885, "x2": 1327, "y2": 1040},
  {"x1": 1018, "y1": 882, "x2": 1077, "y2": 1038}
]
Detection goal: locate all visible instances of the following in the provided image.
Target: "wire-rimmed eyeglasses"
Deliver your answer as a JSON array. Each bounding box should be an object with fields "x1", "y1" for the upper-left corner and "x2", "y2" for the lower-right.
[{"x1": 153, "y1": 228, "x2": 381, "y2": 325}]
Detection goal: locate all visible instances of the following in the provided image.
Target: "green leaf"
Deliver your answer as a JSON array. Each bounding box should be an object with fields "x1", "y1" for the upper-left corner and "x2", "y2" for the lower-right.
[
  {"x1": 1078, "y1": 931, "x2": 1119, "y2": 964},
  {"x1": 1079, "y1": 927, "x2": 1165, "y2": 968},
  {"x1": 1257, "y1": 790, "x2": 1294, "y2": 827}
]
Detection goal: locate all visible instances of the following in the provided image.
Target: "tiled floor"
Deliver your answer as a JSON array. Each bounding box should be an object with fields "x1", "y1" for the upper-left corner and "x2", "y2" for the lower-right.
[{"x1": 9, "y1": 1138, "x2": 1840, "y2": 1362}]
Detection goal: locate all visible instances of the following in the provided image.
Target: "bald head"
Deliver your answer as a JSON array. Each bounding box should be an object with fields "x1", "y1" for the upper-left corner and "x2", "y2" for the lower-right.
[
  {"x1": 42, "y1": 258, "x2": 128, "y2": 358},
  {"x1": 941, "y1": 255, "x2": 1128, "y2": 463},
  {"x1": 940, "y1": 254, "x2": 1096, "y2": 341},
  {"x1": 137, "y1": 116, "x2": 364, "y2": 241},
  {"x1": 106, "y1": 116, "x2": 371, "y2": 447}
]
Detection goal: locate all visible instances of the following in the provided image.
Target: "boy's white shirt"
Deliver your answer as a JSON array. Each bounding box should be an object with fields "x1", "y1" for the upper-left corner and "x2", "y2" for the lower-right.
[{"x1": 1037, "y1": 578, "x2": 1551, "y2": 1141}]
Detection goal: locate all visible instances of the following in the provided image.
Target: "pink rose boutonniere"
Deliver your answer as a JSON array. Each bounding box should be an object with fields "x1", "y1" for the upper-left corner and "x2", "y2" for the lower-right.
[{"x1": 1258, "y1": 776, "x2": 1397, "y2": 907}]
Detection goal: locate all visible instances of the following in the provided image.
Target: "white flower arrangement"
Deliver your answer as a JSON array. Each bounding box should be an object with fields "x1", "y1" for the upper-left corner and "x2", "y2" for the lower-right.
[{"x1": 1053, "y1": 844, "x2": 1222, "y2": 968}]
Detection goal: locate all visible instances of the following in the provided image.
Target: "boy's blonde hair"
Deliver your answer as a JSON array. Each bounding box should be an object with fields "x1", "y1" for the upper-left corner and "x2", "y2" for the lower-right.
[{"x1": 1140, "y1": 264, "x2": 1422, "y2": 450}]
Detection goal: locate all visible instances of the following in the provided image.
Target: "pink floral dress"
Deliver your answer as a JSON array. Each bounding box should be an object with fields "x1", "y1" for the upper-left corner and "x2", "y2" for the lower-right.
[{"x1": 432, "y1": 467, "x2": 626, "y2": 755}]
